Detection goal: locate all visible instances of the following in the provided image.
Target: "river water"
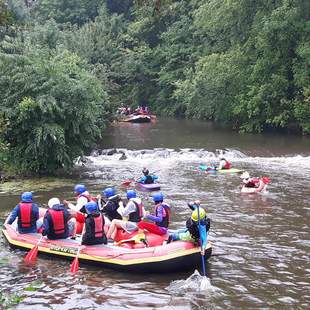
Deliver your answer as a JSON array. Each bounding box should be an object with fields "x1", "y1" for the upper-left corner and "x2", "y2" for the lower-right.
[{"x1": 0, "y1": 118, "x2": 309, "y2": 309}]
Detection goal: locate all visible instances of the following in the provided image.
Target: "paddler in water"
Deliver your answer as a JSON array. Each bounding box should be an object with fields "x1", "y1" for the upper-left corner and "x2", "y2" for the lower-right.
[
  {"x1": 106, "y1": 190, "x2": 145, "y2": 241},
  {"x1": 168, "y1": 201, "x2": 210, "y2": 255},
  {"x1": 137, "y1": 168, "x2": 158, "y2": 184},
  {"x1": 138, "y1": 192, "x2": 170, "y2": 236},
  {"x1": 240, "y1": 171, "x2": 260, "y2": 188},
  {"x1": 82, "y1": 202, "x2": 107, "y2": 245},
  {"x1": 7, "y1": 192, "x2": 41, "y2": 234}
]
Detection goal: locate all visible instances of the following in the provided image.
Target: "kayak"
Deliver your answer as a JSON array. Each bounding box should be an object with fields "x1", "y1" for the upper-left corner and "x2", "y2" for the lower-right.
[
  {"x1": 199, "y1": 165, "x2": 243, "y2": 174},
  {"x1": 120, "y1": 115, "x2": 151, "y2": 123},
  {"x1": 135, "y1": 183, "x2": 161, "y2": 191},
  {"x1": 2, "y1": 220, "x2": 212, "y2": 273}
]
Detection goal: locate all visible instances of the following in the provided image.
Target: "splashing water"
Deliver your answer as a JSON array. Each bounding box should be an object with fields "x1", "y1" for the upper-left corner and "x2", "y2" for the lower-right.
[{"x1": 168, "y1": 270, "x2": 215, "y2": 295}]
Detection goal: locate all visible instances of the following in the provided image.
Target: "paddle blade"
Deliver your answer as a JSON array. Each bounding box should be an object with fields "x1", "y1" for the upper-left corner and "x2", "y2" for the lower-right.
[
  {"x1": 24, "y1": 245, "x2": 39, "y2": 264},
  {"x1": 70, "y1": 257, "x2": 79, "y2": 273},
  {"x1": 262, "y1": 177, "x2": 271, "y2": 184},
  {"x1": 200, "y1": 276, "x2": 212, "y2": 291},
  {"x1": 122, "y1": 180, "x2": 132, "y2": 186}
]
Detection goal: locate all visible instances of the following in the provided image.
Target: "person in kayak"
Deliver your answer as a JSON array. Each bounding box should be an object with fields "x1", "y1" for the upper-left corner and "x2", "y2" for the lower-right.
[
  {"x1": 138, "y1": 192, "x2": 170, "y2": 236},
  {"x1": 168, "y1": 201, "x2": 210, "y2": 255},
  {"x1": 42, "y1": 199, "x2": 77, "y2": 240},
  {"x1": 82, "y1": 202, "x2": 107, "y2": 245},
  {"x1": 7, "y1": 192, "x2": 41, "y2": 234},
  {"x1": 106, "y1": 190, "x2": 145, "y2": 241},
  {"x1": 99, "y1": 187, "x2": 123, "y2": 222},
  {"x1": 137, "y1": 168, "x2": 158, "y2": 184},
  {"x1": 218, "y1": 157, "x2": 231, "y2": 170},
  {"x1": 240, "y1": 171, "x2": 260, "y2": 188}
]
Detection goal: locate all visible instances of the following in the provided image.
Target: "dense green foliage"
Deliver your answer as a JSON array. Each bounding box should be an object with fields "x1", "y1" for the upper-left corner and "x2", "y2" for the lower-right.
[{"x1": 0, "y1": 0, "x2": 309, "y2": 173}]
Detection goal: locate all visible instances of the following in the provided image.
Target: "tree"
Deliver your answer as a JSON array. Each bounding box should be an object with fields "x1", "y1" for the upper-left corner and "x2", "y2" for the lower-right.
[{"x1": 0, "y1": 36, "x2": 110, "y2": 173}]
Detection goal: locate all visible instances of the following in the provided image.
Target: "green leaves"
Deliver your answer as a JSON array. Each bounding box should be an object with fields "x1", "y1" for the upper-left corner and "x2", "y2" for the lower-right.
[{"x1": 0, "y1": 35, "x2": 110, "y2": 173}]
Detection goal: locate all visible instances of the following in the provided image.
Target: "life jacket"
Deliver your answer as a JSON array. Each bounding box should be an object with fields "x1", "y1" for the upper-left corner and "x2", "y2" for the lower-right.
[
  {"x1": 186, "y1": 218, "x2": 210, "y2": 240},
  {"x1": 155, "y1": 203, "x2": 170, "y2": 228},
  {"x1": 144, "y1": 175, "x2": 154, "y2": 184},
  {"x1": 93, "y1": 214, "x2": 104, "y2": 238},
  {"x1": 244, "y1": 177, "x2": 260, "y2": 188},
  {"x1": 223, "y1": 160, "x2": 231, "y2": 169},
  {"x1": 48, "y1": 208, "x2": 65, "y2": 236},
  {"x1": 77, "y1": 193, "x2": 97, "y2": 203},
  {"x1": 103, "y1": 198, "x2": 122, "y2": 221},
  {"x1": 18, "y1": 202, "x2": 36, "y2": 228},
  {"x1": 128, "y1": 200, "x2": 143, "y2": 223}
]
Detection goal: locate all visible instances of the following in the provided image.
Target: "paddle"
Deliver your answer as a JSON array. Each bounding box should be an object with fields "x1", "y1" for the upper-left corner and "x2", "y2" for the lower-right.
[
  {"x1": 70, "y1": 224, "x2": 86, "y2": 273},
  {"x1": 197, "y1": 206, "x2": 206, "y2": 276},
  {"x1": 70, "y1": 246, "x2": 83, "y2": 273},
  {"x1": 197, "y1": 205, "x2": 210, "y2": 290},
  {"x1": 24, "y1": 235, "x2": 44, "y2": 264}
]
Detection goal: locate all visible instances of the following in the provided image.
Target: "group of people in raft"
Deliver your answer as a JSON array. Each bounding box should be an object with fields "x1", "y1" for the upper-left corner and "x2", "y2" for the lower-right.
[{"x1": 7, "y1": 169, "x2": 210, "y2": 255}]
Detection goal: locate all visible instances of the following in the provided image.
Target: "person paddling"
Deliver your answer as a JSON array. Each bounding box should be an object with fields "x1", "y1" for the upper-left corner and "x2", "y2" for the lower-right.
[
  {"x1": 65, "y1": 184, "x2": 95, "y2": 214},
  {"x1": 138, "y1": 193, "x2": 170, "y2": 236},
  {"x1": 42, "y1": 199, "x2": 77, "y2": 240},
  {"x1": 137, "y1": 168, "x2": 158, "y2": 184},
  {"x1": 168, "y1": 201, "x2": 210, "y2": 255},
  {"x1": 82, "y1": 202, "x2": 107, "y2": 245},
  {"x1": 240, "y1": 171, "x2": 260, "y2": 188},
  {"x1": 7, "y1": 192, "x2": 41, "y2": 234},
  {"x1": 218, "y1": 157, "x2": 231, "y2": 170}
]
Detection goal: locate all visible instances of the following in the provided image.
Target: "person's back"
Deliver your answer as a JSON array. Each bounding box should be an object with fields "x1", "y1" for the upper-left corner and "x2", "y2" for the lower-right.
[
  {"x1": 138, "y1": 168, "x2": 158, "y2": 184},
  {"x1": 7, "y1": 192, "x2": 39, "y2": 234},
  {"x1": 101, "y1": 188, "x2": 123, "y2": 221},
  {"x1": 42, "y1": 204, "x2": 70, "y2": 240},
  {"x1": 82, "y1": 202, "x2": 107, "y2": 245},
  {"x1": 218, "y1": 158, "x2": 231, "y2": 170}
]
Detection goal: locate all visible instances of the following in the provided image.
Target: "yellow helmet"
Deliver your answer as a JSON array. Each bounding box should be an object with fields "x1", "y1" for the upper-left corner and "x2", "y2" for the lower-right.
[{"x1": 191, "y1": 208, "x2": 206, "y2": 221}]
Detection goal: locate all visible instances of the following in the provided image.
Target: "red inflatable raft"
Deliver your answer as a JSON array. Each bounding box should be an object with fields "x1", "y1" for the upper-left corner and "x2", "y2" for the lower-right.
[{"x1": 2, "y1": 218, "x2": 212, "y2": 273}]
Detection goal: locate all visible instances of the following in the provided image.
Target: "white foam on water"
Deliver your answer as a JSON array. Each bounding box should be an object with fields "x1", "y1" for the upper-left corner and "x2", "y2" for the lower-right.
[{"x1": 167, "y1": 270, "x2": 217, "y2": 295}]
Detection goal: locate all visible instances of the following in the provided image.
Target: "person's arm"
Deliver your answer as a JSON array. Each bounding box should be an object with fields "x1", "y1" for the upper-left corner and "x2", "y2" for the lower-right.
[
  {"x1": 137, "y1": 176, "x2": 146, "y2": 184},
  {"x1": 7, "y1": 205, "x2": 19, "y2": 225},
  {"x1": 152, "y1": 175, "x2": 158, "y2": 182},
  {"x1": 119, "y1": 201, "x2": 136, "y2": 217},
  {"x1": 67, "y1": 196, "x2": 88, "y2": 212},
  {"x1": 147, "y1": 205, "x2": 164, "y2": 223},
  {"x1": 33, "y1": 204, "x2": 40, "y2": 220},
  {"x1": 41, "y1": 213, "x2": 49, "y2": 236}
]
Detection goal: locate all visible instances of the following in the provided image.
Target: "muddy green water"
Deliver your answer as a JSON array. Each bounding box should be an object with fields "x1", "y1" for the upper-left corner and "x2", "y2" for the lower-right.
[{"x1": 0, "y1": 118, "x2": 309, "y2": 309}]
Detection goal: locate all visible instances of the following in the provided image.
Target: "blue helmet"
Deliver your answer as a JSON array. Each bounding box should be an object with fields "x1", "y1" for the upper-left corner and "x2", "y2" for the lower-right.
[
  {"x1": 127, "y1": 190, "x2": 136, "y2": 199},
  {"x1": 153, "y1": 192, "x2": 164, "y2": 203},
  {"x1": 21, "y1": 192, "x2": 33, "y2": 202},
  {"x1": 74, "y1": 184, "x2": 86, "y2": 194},
  {"x1": 85, "y1": 202, "x2": 98, "y2": 214},
  {"x1": 103, "y1": 187, "x2": 115, "y2": 198}
]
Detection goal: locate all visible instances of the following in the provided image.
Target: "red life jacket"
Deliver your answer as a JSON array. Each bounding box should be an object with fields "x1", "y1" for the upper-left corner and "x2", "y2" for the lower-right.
[
  {"x1": 77, "y1": 193, "x2": 97, "y2": 202},
  {"x1": 19, "y1": 202, "x2": 33, "y2": 228},
  {"x1": 94, "y1": 215, "x2": 104, "y2": 238},
  {"x1": 48, "y1": 209, "x2": 65, "y2": 235},
  {"x1": 223, "y1": 160, "x2": 231, "y2": 169}
]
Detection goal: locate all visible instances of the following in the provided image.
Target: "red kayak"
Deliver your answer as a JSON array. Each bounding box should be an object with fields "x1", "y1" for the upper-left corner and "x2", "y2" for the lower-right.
[{"x1": 2, "y1": 217, "x2": 212, "y2": 273}]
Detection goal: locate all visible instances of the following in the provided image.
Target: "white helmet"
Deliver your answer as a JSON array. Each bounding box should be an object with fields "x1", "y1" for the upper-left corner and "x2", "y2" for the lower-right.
[
  {"x1": 48, "y1": 197, "x2": 60, "y2": 208},
  {"x1": 240, "y1": 171, "x2": 250, "y2": 179}
]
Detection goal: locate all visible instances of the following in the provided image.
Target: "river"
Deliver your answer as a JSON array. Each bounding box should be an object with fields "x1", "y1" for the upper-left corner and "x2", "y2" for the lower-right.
[{"x1": 0, "y1": 118, "x2": 309, "y2": 309}]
